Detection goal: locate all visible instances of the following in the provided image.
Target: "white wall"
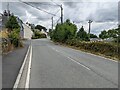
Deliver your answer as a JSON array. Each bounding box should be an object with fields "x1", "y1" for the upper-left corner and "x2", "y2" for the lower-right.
[{"x1": 23, "y1": 24, "x2": 33, "y2": 39}]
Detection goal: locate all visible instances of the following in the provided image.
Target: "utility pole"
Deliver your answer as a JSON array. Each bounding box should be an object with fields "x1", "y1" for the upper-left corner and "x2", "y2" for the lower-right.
[
  {"x1": 7, "y1": 2, "x2": 9, "y2": 12},
  {"x1": 117, "y1": 24, "x2": 120, "y2": 56},
  {"x1": 7, "y1": 2, "x2": 10, "y2": 18},
  {"x1": 88, "y1": 20, "x2": 93, "y2": 38},
  {"x1": 60, "y1": 5, "x2": 63, "y2": 24},
  {"x1": 51, "y1": 1, "x2": 63, "y2": 24},
  {"x1": 51, "y1": 17, "x2": 53, "y2": 30}
]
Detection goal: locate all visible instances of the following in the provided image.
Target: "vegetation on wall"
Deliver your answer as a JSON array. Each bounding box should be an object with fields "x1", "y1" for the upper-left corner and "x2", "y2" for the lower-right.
[{"x1": 2, "y1": 15, "x2": 23, "y2": 53}]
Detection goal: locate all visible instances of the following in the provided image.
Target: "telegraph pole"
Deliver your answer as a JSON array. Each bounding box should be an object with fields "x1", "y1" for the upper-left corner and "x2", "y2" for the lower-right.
[
  {"x1": 7, "y1": 2, "x2": 9, "y2": 12},
  {"x1": 51, "y1": 1, "x2": 63, "y2": 24},
  {"x1": 60, "y1": 5, "x2": 63, "y2": 24},
  {"x1": 88, "y1": 20, "x2": 93, "y2": 38},
  {"x1": 7, "y1": 2, "x2": 10, "y2": 18},
  {"x1": 51, "y1": 17, "x2": 53, "y2": 30},
  {"x1": 117, "y1": 24, "x2": 120, "y2": 56}
]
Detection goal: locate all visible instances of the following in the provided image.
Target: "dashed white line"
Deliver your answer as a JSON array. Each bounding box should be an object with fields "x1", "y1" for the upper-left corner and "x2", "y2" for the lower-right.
[
  {"x1": 67, "y1": 56, "x2": 91, "y2": 70},
  {"x1": 51, "y1": 47, "x2": 91, "y2": 71}
]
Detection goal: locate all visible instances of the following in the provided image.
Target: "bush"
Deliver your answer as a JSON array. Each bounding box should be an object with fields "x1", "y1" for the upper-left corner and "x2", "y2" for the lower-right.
[
  {"x1": 5, "y1": 15, "x2": 20, "y2": 31},
  {"x1": 8, "y1": 28, "x2": 21, "y2": 47},
  {"x1": 65, "y1": 39, "x2": 120, "y2": 59},
  {"x1": 32, "y1": 31, "x2": 47, "y2": 39}
]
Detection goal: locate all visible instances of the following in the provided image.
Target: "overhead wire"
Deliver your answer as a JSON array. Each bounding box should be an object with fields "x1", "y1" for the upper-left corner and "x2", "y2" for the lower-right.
[
  {"x1": 19, "y1": 0, "x2": 61, "y2": 28},
  {"x1": 19, "y1": 0, "x2": 58, "y2": 17},
  {"x1": 53, "y1": 17, "x2": 61, "y2": 26},
  {"x1": 29, "y1": 2, "x2": 61, "y2": 15}
]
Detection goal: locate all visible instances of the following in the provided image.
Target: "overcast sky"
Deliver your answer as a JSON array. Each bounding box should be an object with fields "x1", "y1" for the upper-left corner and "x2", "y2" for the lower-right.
[{"x1": 0, "y1": 0, "x2": 119, "y2": 35}]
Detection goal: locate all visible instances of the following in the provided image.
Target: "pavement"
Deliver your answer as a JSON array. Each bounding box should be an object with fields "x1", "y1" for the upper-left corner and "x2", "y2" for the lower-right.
[
  {"x1": 29, "y1": 38, "x2": 118, "y2": 88},
  {"x1": 2, "y1": 40, "x2": 30, "y2": 88}
]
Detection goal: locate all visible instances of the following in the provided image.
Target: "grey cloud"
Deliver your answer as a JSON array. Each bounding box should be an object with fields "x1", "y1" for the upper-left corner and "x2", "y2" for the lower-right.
[
  {"x1": 86, "y1": 2, "x2": 118, "y2": 22},
  {"x1": 1, "y1": 1, "x2": 118, "y2": 33},
  {"x1": 2, "y1": 2, "x2": 28, "y2": 16},
  {"x1": 63, "y1": 2, "x2": 79, "y2": 8}
]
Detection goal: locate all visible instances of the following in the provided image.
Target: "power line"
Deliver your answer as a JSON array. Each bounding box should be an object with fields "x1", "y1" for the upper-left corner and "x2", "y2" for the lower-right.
[
  {"x1": 19, "y1": 0, "x2": 58, "y2": 16},
  {"x1": 29, "y1": 2, "x2": 61, "y2": 15},
  {"x1": 51, "y1": 0, "x2": 63, "y2": 24},
  {"x1": 50, "y1": 0, "x2": 61, "y2": 7},
  {"x1": 53, "y1": 17, "x2": 61, "y2": 26},
  {"x1": 36, "y1": 17, "x2": 51, "y2": 20},
  {"x1": 54, "y1": 9, "x2": 60, "y2": 15},
  {"x1": 34, "y1": 2, "x2": 59, "y2": 7},
  {"x1": 34, "y1": 2, "x2": 61, "y2": 16}
]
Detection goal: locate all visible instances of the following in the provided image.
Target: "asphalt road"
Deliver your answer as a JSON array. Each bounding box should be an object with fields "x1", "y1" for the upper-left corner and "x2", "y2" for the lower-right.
[{"x1": 30, "y1": 39, "x2": 118, "y2": 88}]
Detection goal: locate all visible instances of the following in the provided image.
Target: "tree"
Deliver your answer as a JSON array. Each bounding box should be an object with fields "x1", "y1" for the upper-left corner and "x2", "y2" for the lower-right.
[
  {"x1": 35, "y1": 25, "x2": 47, "y2": 32},
  {"x1": 107, "y1": 29, "x2": 117, "y2": 38},
  {"x1": 77, "y1": 26, "x2": 89, "y2": 41},
  {"x1": 99, "y1": 29, "x2": 118, "y2": 39},
  {"x1": 50, "y1": 19, "x2": 77, "y2": 42},
  {"x1": 90, "y1": 33, "x2": 98, "y2": 38},
  {"x1": 99, "y1": 30, "x2": 109, "y2": 39},
  {"x1": 5, "y1": 15, "x2": 20, "y2": 31},
  {"x1": 116, "y1": 25, "x2": 120, "y2": 43}
]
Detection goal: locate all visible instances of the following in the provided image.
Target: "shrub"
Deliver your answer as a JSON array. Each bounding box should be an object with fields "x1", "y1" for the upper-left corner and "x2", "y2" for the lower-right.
[
  {"x1": 65, "y1": 39, "x2": 120, "y2": 59},
  {"x1": 8, "y1": 28, "x2": 21, "y2": 47},
  {"x1": 32, "y1": 31, "x2": 47, "y2": 39},
  {"x1": 5, "y1": 15, "x2": 20, "y2": 31}
]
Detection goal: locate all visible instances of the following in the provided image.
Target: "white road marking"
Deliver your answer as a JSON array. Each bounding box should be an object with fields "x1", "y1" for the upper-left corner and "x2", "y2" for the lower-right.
[
  {"x1": 25, "y1": 45, "x2": 32, "y2": 88},
  {"x1": 51, "y1": 47, "x2": 91, "y2": 71},
  {"x1": 67, "y1": 56, "x2": 91, "y2": 70},
  {"x1": 13, "y1": 46, "x2": 30, "y2": 89}
]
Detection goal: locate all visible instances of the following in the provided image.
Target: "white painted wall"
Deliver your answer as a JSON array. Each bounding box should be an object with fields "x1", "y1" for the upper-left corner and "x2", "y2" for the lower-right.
[{"x1": 23, "y1": 24, "x2": 33, "y2": 39}]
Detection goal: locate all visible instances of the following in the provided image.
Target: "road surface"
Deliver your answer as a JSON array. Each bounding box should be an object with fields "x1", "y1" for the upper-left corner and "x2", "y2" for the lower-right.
[{"x1": 29, "y1": 39, "x2": 118, "y2": 88}]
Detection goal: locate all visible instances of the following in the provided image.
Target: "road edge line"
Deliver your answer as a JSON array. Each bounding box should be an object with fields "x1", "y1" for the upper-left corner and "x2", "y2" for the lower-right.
[
  {"x1": 51, "y1": 40, "x2": 118, "y2": 63},
  {"x1": 72, "y1": 48, "x2": 118, "y2": 63},
  {"x1": 13, "y1": 46, "x2": 30, "y2": 89},
  {"x1": 25, "y1": 45, "x2": 32, "y2": 88}
]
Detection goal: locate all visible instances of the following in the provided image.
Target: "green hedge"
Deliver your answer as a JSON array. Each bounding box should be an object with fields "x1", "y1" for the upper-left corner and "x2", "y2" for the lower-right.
[{"x1": 65, "y1": 39, "x2": 120, "y2": 59}]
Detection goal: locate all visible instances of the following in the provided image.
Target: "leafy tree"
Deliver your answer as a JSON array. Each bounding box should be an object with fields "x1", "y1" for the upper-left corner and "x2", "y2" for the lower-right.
[
  {"x1": 32, "y1": 31, "x2": 47, "y2": 39},
  {"x1": 5, "y1": 15, "x2": 20, "y2": 31},
  {"x1": 50, "y1": 19, "x2": 77, "y2": 42},
  {"x1": 99, "y1": 30, "x2": 109, "y2": 39},
  {"x1": 107, "y1": 29, "x2": 117, "y2": 38},
  {"x1": 116, "y1": 25, "x2": 120, "y2": 42},
  {"x1": 90, "y1": 33, "x2": 98, "y2": 38},
  {"x1": 77, "y1": 26, "x2": 89, "y2": 41},
  {"x1": 35, "y1": 25, "x2": 47, "y2": 32},
  {"x1": 99, "y1": 29, "x2": 118, "y2": 39}
]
